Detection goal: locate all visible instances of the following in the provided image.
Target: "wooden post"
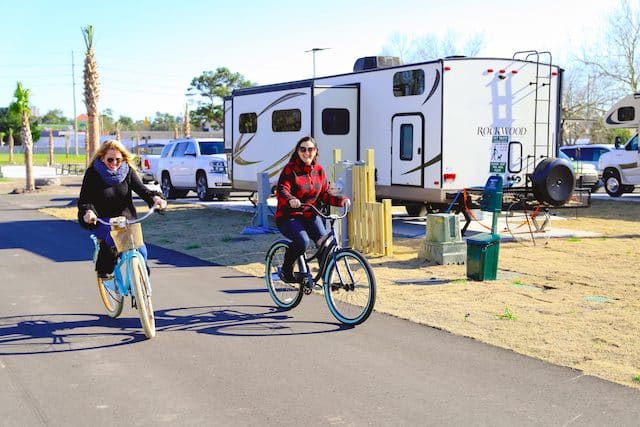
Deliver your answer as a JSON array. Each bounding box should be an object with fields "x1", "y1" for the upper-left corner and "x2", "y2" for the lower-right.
[{"x1": 383, "y1": 199, "x2": 394, "y2": 256}]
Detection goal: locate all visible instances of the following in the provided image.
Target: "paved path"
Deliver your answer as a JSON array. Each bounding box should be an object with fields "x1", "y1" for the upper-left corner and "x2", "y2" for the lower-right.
[{"x1": 0, "y1": 185, "x2": 639, "y2": 426}]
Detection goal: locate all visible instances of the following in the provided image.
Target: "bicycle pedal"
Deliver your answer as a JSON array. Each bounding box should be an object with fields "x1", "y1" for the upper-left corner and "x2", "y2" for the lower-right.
[{"x1": 303, "y1": 284, "x2": 313, "y2": 295}]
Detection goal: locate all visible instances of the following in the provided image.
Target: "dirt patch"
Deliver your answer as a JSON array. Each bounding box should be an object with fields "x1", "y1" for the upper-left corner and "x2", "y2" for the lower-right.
[{"x1": 30, "y1": 179, "x2": 640, "y2": 389}]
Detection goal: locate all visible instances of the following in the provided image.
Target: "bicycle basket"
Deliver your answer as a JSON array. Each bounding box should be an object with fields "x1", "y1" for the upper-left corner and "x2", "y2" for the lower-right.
[{"x1": 110, "y1": 223, "x2": 144, "y2": 252}]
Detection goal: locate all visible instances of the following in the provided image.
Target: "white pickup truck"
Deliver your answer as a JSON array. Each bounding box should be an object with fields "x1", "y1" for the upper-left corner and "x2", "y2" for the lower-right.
[
  {"x1": 135, "y1": 142, "x2": 167, "y2": 184},
  {"x1": 155, "y1": 138, "x2": 232, "y2": 200},
  {"x1": 600, "y1": 93, "x2": 640, "y2": 196}
]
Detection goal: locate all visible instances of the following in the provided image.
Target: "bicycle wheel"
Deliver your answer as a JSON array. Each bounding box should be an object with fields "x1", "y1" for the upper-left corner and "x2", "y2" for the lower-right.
[
  {"x1": 97, "y1": 274, "x2": 124, "y2": 318},
  {"x1": 130, "y1": 256, "x2": 156, "y2": 339},
  {"x1": 265, "y1": 241, "x2": 304, "y2": 309},
  {"x1": 324, "y1": 249, "x2": 376, "y2": 325}
]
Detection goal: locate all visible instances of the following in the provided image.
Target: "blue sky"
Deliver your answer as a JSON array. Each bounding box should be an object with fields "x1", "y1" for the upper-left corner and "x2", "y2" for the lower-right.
[{"x1": 0, "y1": 0, "x2": 618, "y2": 121}]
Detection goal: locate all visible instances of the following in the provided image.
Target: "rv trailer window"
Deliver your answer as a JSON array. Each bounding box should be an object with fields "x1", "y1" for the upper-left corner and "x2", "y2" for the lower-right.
[
  {"x1": 400, "y1": 124, "x2": 413, "y2": 160},
  {"x1": 239, "y1": 113, "x2": 257, "y2": 134},
  {"x1": 393, "y1": 69, "x2": 425, "y2": 97},
  {"x1": 322, "y1": 108, "x2": 350, "y2": 135},
  {"x1": 617, "y1": 106, "x2": 635, "y2": 123},
  {"x1": 272, "y1": 109, "x2": 302, "y2": 132},
  {"x1": 508, "y1": 141, "x2": 523, "y2": 173}
]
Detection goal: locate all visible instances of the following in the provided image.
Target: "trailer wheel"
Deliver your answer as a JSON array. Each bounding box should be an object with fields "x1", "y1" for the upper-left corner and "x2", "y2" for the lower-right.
[
  {"x1": 405, "y1": 204, "x2": 428, "y2": 217},
  {"x1": 531, "y1": 158, "x2": 575, "y2": 206}
]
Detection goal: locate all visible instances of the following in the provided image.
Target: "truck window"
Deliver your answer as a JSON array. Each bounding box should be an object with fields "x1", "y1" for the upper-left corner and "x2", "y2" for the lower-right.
[
  {"x1": 199, "y1": 141, "x2": 224, "y2": 154},
  {"x1": 561, "y1": 148, "x2": 577, "y2": 159},
  {"x1": 172, "y1": 142, "x2": 189, "y2": 157},
  {"x1": 184, "y1": 142, "x2": 197, "y2": 156}
]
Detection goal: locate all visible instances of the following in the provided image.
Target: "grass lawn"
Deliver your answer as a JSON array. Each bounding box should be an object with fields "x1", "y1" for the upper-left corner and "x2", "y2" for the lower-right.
[{"x1": 0, "y1": 153, "x2": 85, "y2": 166}]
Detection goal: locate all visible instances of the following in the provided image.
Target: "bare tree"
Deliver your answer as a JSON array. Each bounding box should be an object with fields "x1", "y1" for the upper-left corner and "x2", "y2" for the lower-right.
[
  {"x1": 381, "y1": 31, "x2": 485, "y2": 63},
  {"x1": 578, "y1": 0, "x2": 640, "y2": 97}
]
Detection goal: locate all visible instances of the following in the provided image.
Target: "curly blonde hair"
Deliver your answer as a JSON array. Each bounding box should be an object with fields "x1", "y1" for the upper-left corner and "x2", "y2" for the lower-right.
[{"x1": 91, "y1": 139, "x2": 137, "y2": 171}]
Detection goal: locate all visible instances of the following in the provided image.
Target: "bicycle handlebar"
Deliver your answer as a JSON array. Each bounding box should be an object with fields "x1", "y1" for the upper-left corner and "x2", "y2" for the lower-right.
[
  {"x1": 95, "y1": 206, "x2": 159, "y2": 227},
  {"x1": 301, "y1": 203, "x2": 349, "y2": 220}
]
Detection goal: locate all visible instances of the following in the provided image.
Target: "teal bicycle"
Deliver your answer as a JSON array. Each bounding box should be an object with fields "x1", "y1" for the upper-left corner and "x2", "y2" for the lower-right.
[
  {"x1": 265, "y1": 204, "x2": 376, "y2": 325},
  {"x1": 91, "y1": 207, "x2": 158, "y2": 339}
]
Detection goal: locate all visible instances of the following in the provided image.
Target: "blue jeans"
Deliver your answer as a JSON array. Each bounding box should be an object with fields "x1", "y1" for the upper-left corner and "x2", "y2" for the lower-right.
[
  {"x1": 277, "y1": 215, "x2": 327, "y2": 258},
  {"x1": 94, "y1": 220, "x2": 148, "y2": 264}
]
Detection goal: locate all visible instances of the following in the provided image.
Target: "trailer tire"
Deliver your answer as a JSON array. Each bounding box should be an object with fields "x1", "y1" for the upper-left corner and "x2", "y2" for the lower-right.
[{"x1": 531, "y1": 158, "x2": 575, "y2": 206}]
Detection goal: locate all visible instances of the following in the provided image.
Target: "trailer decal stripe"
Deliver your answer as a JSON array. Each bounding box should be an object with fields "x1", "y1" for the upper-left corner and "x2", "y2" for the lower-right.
[
  {"x1": 258, "y1": 92, "x2": 305, "y2": 116},
  {"x1": 421, "y1": 69, "x2": 440, "y2": 105},
  {"x1": 401, "y1": 154, "x2": 442, "y2": 175},
  {"x1": 233, "y1": 92, "x2": 306, "y2": 166}
]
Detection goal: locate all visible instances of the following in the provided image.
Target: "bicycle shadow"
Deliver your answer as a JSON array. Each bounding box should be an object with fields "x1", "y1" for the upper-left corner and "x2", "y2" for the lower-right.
[
  {"x1": 0, "y1": 313, "x2": 147, "y2": 355},
  {"x1": 155, "y1": 304, "x2": 352, "y2": 336},
  {"x1": 0, "y1": 306, "x2": 351, "y2": 355}
]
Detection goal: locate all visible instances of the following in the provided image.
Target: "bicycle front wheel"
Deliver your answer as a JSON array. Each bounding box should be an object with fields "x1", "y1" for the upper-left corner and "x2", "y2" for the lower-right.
[
  {"x1": 97, "y1": 274, "x2": 124, "y2": 318},
  {"x1": 130, "y1": 256, "x2": 156, "y2": 339},
  {"x1": 324, "y1": 249, "x2": 376, "y2": 325},
  {"x1": 265, "y1": 241, "x2": 304, "y2": 309}
]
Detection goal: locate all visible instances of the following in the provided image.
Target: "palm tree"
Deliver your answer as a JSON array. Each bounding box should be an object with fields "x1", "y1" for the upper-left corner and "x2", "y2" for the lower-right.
[
  {"x1": 183, "y1": 104, "x2": 191, "y2": 138},
  {"x1": 10, "y1": 82, "x2": 35, "y2": 191},
  {"x1": 82, "y1": 25, "x2": 100, "y2": 165},
  {"x1": 48, "y1": 128, "x2": 54, "y2": 166},
  {"x1": 8, "y1": 128, "x2": 14, "y2": 163}
]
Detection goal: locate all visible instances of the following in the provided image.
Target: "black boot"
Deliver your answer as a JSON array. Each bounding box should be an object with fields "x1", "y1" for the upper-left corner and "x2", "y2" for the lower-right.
[
  {"x1": 281, "y1": 247, "x2": 300, "y2": 283},
  {"x1": 96, "y1": 242, "x2": 117, "y2": 278}
]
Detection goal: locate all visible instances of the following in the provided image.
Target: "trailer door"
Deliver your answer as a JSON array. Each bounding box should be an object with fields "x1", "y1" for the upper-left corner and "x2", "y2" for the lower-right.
[
  {"x1": 313, "y1": 86, "x2": 359, "y2": 163},
  {"x1": 392, "y1": 114, "x2": 423, "y2": 186}
]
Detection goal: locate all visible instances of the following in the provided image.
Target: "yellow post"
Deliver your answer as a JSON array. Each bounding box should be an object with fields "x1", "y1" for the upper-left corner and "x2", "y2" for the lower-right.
[
  {"x1": 383, "y1": 199, "x2": 394, "y2": 256},
  {"x1": 365, "y1": 149, "x2": 375, "y2": 203}
]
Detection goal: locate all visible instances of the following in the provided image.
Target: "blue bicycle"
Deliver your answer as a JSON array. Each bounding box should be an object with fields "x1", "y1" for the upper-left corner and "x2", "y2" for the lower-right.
[{"x1": 91, "y1": 207, "x2": 158, "y2": 339}]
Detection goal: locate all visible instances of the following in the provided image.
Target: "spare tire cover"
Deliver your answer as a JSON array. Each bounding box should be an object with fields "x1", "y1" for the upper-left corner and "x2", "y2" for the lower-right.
[{"x1": 531, "y1": 158, "x2": 576, "y2": 206}]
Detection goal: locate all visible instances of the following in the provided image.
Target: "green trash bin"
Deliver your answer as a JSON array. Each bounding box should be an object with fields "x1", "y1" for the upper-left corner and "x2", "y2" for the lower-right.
[{"x1": 466, "y1": 233, "x2": 501, "y2": 281}]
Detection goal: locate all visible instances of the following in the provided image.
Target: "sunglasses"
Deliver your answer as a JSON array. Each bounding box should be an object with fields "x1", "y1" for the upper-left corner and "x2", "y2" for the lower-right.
[
  {"x1": 298, "y1": 146, "x2": 317, "y2": 153},
  {"x1": 106, "y1": 157, "x2": 123, "y2": 164}
]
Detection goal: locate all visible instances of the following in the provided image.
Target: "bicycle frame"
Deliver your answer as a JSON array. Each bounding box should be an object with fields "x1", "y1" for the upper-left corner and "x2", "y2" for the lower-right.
[{"x1": 91, "y1": 234, "x2": 149, "y2": 297}]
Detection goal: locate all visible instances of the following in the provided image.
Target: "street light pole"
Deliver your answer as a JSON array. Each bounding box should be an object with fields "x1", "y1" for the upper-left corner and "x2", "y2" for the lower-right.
[{"x1": 305, "y1": 47, "x2": 330, "y2": 78}]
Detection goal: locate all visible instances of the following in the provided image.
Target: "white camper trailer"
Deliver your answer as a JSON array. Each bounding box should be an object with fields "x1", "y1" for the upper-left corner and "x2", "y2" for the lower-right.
[
  {"x1": 599, "y1": 93, "x2": 640, "y2": 196},
  {"x1": 227, "y1": 51, "x2": 571, "y2": 213}
]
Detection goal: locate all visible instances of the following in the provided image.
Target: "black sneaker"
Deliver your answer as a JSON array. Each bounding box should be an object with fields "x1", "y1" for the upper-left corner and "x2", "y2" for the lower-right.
[{"x1": 280, "y1": 270, "x2": 298, "y2": 283}]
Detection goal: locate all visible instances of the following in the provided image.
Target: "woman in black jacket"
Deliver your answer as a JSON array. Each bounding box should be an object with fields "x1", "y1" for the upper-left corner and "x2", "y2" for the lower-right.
[{"x1": 77, "y1": 139, "x2": 167, "y2": 277}]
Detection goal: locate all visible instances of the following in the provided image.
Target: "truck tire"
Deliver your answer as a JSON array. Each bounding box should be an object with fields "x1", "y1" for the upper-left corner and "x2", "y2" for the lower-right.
[
  {"x1": 531, "y1": 158, "x2": 575, "y2": 206},
  {"x1": 161, "y1": 173, "x2": 178, "y2": 200},
  {"x1": 603, "y1": 169, "x2": 624, "y2": 197},
  {"x1": 196, "y1": 172, "x2": 214, "y2": 201}
]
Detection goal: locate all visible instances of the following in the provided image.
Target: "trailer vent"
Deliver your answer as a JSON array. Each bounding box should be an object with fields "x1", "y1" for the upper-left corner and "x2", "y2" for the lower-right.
[{"x1": 353, "y1": 56, "x2": 402, "y2": 72}]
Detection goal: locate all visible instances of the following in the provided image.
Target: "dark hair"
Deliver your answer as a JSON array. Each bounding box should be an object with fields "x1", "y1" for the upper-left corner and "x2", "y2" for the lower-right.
[{"x1": 288, "y1": 136, "x2": 319, "y2": 163}]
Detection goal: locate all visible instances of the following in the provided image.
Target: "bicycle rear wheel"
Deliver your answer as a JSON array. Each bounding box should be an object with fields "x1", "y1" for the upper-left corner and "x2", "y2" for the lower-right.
[
  {"x1": 130, "y1": 256, "x2": 156, "y2": 339},
  {"x1": 97, "y1": 274, "x2": 124, "y2": 318},
  {"x1": 265, "y1": 241, "x2": 304, "y2": 309},
  {"x1": 324, "y1": 249, "x2": 376, "y2": 325}
]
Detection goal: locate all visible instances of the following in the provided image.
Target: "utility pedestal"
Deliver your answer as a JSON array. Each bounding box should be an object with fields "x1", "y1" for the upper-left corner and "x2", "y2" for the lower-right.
[
  {"x1": 466, "y1": 175, "x2": 503, "y2": 281},
  {"x1": 418, "y1": 213, "x2": 466, "y2": 265}
]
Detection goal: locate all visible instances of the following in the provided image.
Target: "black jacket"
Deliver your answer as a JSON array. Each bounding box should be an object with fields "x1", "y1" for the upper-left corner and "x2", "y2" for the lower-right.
[{"x1": 77, "y1": 164, "x2": 162, "y2": 229}]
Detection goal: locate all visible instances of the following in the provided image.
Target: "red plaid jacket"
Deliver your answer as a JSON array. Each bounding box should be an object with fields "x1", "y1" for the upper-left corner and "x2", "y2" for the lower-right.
[{"x1": 275, "y1": 157, "x2": 345, "y2": 222}]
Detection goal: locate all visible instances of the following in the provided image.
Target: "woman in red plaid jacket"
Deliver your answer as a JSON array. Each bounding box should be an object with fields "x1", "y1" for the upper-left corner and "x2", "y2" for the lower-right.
[{"x1": 275, "y1": 136, "x2": 351, "y2": 283}]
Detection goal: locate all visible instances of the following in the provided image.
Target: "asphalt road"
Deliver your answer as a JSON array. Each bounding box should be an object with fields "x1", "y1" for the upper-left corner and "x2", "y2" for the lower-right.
[{"x1": 1, "y1": 189, "x2": 639, "y2": 426}]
